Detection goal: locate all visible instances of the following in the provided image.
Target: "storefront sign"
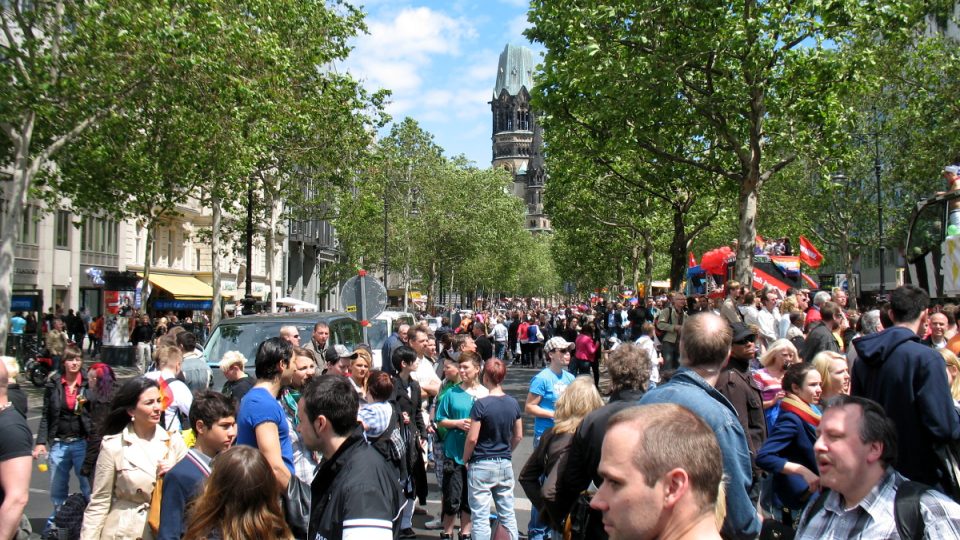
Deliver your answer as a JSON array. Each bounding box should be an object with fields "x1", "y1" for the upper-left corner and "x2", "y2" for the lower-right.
[
  {"x1": 11, "y1": 294, "x2": 41, "y2": 312},
  {"x1": 13, "y1": 259, "x2": 38, "y2": 285},
  {"x1": 154, "y1": 299, "x2": 213, "y2": 311}
]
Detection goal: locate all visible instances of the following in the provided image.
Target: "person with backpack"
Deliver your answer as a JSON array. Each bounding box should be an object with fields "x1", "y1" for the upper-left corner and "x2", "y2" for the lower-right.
[
  {"x1": 157, "y1": 391, "x2": 237, "y2": 540},
  {"x1": 144, "y1": 346, "x2": 193, "y2": 433},
  {"x1": 33, "y1": 345, "x2": 92, "y2": 533},
  {"x1": 390, "y1": 346, "x2": 428, "y2": 539},
  {"x1": 795, "y1": 395, "x2": 960, "y2": 539},
  {"x1": 80, "y1": 377, "x2": 187, "y2": 540}
]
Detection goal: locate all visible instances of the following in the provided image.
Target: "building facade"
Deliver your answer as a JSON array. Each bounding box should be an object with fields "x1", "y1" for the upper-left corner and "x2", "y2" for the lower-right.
[{"x1": 490, "y1": 44, "x2": 550, "y2": 232}]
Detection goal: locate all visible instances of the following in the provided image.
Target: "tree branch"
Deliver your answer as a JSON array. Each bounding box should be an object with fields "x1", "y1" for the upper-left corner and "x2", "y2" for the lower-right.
[{"x1": 0, "y1": 8, "x2": 31, "y2": 84}]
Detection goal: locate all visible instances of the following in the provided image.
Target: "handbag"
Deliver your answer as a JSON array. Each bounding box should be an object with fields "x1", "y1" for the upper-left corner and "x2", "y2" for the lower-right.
[
  {"x1": 284, "y1": 475, "x2": 312, "y2": 540},
  {"x1": 147, "y1": 438, "x2": 171, "y2": 534}
]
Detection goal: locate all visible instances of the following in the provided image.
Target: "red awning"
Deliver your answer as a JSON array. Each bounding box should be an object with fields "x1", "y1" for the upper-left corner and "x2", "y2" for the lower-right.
[{"x1": 753, "y1": 268, "x2": 791, "y2": 293}]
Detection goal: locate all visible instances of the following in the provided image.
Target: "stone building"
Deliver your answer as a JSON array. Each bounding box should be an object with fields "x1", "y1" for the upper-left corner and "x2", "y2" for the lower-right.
[{"x1": 490, "y1": 44, "x2": 550, "y2": 232}]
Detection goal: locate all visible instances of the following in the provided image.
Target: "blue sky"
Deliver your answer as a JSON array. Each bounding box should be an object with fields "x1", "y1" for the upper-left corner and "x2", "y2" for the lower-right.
[{"x1": 342, "y1": 0, "x2": 543, "y2": 168}]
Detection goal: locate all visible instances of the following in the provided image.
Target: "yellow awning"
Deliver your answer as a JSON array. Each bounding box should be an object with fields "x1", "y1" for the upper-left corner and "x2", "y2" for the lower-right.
[{"x1": 139, "y1": 273, "x2": 212, "y2": 300}]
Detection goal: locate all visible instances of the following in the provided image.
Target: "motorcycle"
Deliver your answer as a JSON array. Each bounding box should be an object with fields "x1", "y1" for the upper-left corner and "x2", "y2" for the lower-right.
[{"x1": 25, "y1": 354, "x2": 53, "y2": 387}]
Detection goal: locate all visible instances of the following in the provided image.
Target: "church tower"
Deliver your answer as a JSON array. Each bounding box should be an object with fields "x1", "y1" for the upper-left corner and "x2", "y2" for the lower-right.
[{"x1": 491, "y1": 44, "x2": 550, "y2": 232}]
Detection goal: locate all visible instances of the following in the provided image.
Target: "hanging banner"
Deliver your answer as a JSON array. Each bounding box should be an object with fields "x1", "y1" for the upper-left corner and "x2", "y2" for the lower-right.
[{"x1": 753, "y1": 267, "x2": 791, "y2": 293}]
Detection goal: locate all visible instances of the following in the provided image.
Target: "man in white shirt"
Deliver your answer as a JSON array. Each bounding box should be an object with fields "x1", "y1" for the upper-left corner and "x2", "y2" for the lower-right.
[
  {"x1": 492, "y1": 317, "x2": 509, "y2": 361},
  {"x1": 145, "y1": 345, "x2": 193, "y2": 432},
  {"x1": 757, "y1": 290, "x2": 781, "y2": 351}
]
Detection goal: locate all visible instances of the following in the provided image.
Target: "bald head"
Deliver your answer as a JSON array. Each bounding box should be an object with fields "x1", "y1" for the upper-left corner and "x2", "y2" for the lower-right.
[{"x1": 680, "y1": 312, "x2": 732, "y2": 370}]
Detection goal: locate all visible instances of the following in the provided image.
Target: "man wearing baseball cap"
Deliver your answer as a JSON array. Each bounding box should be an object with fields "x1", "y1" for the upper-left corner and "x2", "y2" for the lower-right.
[
  {"x1": 524, "y1": 336, "x2": 576, "y2": 540},
  {"x1": 323, "y1": 344, "x2": 357, "y2": 377}
]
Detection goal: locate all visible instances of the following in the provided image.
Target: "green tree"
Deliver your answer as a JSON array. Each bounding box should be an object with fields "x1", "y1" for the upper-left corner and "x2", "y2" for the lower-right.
[{"x1": 526, "y1": 0, "x2": 907, "y2": 285}]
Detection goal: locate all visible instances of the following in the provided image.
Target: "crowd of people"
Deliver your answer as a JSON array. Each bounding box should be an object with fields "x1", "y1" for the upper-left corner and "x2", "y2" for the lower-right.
[{"x1": 3, "y1": 282, "x2": 960, "y2": 539}]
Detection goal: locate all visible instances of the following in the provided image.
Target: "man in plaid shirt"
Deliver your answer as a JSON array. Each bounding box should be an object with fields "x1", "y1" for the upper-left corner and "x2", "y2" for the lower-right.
[{"x1": 796, "y1": 395, "x2": 960, "y2": 539}]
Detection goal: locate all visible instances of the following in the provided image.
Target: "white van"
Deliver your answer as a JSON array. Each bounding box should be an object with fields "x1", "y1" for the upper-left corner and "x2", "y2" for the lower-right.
[{"x1": 369, "y1": 310, "x2": 416, "y2": 369}]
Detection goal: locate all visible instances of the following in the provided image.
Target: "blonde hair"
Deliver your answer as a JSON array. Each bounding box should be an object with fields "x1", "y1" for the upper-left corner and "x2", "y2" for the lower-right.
[
  {"x1": 552, "y1": 376, "x2": 604, "y2": 434},
  {"x1": 780, "y1": 296, "x2": 799, "y2": 314},
  {"x1": 812, "y1": 351, "x2": 847, "y2": 396},
  {"x1": 941, "y1": 349, "x2": 960, "y2": 402},
  {"x1": 219, "y1": 351, "x2": 247, "y2": 373},
  {"x1": 759, "y1": 339, "x2": 798, "y2": 368},
  {"x1": 352, "y1": 349, "x2": 372, "y2": 367},
  {"x1": 155, "y1": 345, "x2": 183, "y2": 369}
]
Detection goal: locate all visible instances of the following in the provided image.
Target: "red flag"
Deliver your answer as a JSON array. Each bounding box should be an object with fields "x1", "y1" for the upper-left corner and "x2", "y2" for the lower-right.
[
  {"x1": 688, "y1": 252, "x2": 697, "y2": 268},
  {"x1": 798, "y1": 235, "x2": 824, "y2": 268},
  {"x1": 157, "y1": 377, "x2": 174, "y2": 412}
]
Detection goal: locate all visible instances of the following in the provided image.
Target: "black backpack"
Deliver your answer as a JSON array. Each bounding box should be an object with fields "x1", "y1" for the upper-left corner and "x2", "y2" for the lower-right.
[
  {"x1": 45, "y1": 492, "x2": 88, "y2": 540},
  {"x1": 371, "y1": 402, "x2": 407, "y2": 480},
  {"x1": 797, "y1": 481, "x2": 930, "y2": 540}
]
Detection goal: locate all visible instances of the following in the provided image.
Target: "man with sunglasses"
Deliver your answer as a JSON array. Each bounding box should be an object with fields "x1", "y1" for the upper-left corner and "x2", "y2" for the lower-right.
[{"x1": 716, "y1": 322, "x2": 767, "y2": 504}]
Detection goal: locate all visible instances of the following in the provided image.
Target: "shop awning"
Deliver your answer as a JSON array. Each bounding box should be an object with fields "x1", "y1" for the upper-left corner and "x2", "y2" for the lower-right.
[{"x1": 139, "y1": 273, "x2": 212, "y2": 300}]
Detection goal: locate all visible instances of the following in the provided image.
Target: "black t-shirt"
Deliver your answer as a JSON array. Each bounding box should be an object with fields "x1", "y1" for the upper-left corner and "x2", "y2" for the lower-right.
[
  {"x1": 0, "y1": 406, "x2": 33, "y2": 505},
  {"x1": 469, "y1": 395, "x2": 522, "y2": 462}
]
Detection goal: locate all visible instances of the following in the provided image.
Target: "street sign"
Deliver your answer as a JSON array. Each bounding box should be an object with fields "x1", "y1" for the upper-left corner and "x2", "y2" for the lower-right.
[{"x1": 340, "y1": 274, "x2": 387, "y2": 321}]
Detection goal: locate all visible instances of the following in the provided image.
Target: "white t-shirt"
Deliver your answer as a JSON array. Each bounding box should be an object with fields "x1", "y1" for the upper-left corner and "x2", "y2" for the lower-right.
[{"x1": 144, "y1": 370, "x2": 193, "y2": 432}]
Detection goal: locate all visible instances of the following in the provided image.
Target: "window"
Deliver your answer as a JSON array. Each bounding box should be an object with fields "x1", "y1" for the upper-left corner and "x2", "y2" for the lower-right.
[
  {"x1": 196, "y1": 249, "x2": 201, "y2": 271},
  {"x1": 17, "y1": 206, "x2": 39, "y2": 245},
  {"x1": 151, "y1": 229, "x2": 160, "y2": 266},
  {"x1": 81, "y1": 217, "x2": 118, "y2": 254},
  {"x1": 55, "y1": 210, "x2": 71, "y2": 248},
  {"x1": 906, "y1": 200, "x2": 944, "y2": 262},
  {"x1": 167, "y1": 229, "x2": 174, "y2": 266}
]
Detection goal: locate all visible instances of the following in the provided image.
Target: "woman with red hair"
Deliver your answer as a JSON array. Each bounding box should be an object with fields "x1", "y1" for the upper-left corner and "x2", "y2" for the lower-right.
[{"x1": 462, "y1": 359, "x2": 523, "y2": 540}]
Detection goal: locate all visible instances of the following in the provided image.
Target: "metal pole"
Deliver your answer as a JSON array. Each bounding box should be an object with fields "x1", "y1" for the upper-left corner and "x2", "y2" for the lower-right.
[
  {"x1": 242, "y1": 186, "x2": 255, "y2": 315},
  {"x1": 874, "y1": 106, "x2": 885, "y2": 297}
]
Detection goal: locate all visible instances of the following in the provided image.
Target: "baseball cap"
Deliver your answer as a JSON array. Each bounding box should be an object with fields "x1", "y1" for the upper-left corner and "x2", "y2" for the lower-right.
[
  {"x1": 335, "y1": 344, "x2": 358, "y2": 359},
  {"x1": 730, "y1": 322, "x2": 755, "y2": 344},
  {"x1": 944, "y1": 165, "x2": 960, "y2": 175},
  {"x1": 544, "y1": 336, "x2": 574, "y2": 353}
]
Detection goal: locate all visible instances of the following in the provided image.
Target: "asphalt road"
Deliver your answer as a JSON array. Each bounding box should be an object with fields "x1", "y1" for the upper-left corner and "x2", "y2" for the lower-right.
[{"x1": 17, "y1": 359, "x2": 597, "y2": 538}]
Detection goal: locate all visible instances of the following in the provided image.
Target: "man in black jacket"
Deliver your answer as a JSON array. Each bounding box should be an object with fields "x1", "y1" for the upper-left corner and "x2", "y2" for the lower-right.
[
  {"x1": 390, "y1": 346, "x2": 427, "y2": 539},
  {"x1": 802, "y1": 301, "x2": 842, "y2": 363},
  {"x1": 300, "y1": 375, "x2": 402, "y2": 540},
  {"x1": 554, "y1": 342, "x2": 654, "y2": 538}
]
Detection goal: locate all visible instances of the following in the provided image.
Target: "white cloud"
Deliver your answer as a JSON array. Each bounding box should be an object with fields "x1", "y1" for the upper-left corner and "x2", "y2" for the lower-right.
[
  {"x1": 347, "y1": 6, "x2": 475, "y2": 92},
  {"x1": 506, "y1": 13, "x2": 531, "y2": 42}
]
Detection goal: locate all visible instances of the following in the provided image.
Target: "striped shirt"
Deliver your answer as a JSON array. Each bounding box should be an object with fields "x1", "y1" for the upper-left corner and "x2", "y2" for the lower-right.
[{"x1": 796, "y1": 468, "x2": 960, "y2": 540}]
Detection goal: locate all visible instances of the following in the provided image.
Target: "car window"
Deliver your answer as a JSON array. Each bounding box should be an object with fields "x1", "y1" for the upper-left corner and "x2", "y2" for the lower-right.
[
  {"x1": 329, "y1": 318, "x2": 362, "y2": 349},
  {"x1": 368, "y1": 319, "x2": 389, "y2": 349},
  {"x1": 204, "y1": 318, "x2": 360, "y2": 366}
]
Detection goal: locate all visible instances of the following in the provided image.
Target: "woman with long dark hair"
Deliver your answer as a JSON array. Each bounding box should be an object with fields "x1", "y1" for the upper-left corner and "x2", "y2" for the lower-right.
[
  {"x1": 183, "y1": 445, "x2": 292, "y2": 540},
  {"x1": 80, "y1": 362, "x2": 117, "y2": 483},
  {"x1": 80, "y1": 377, "x2": 187, "y2": 540}
]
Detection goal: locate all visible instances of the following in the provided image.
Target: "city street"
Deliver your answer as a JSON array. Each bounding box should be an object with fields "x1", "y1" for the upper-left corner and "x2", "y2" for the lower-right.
[{"x1": 17, "y1": 359, "x2": 574, "y2": 538}]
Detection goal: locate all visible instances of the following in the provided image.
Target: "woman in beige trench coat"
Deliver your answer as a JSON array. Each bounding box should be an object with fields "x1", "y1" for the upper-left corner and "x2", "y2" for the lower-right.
[{"x1": 81, "y1": 377, "x2": 187, "y2": 540}]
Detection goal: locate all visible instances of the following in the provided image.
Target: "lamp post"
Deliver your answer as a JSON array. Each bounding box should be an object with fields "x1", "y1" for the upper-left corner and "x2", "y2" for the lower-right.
[
  {"x1": 242, "y1": 186, "x2": 256, "y2": 315},
  {"x1": 873, "y1": 106, "x2": 885, "y2": 298}
]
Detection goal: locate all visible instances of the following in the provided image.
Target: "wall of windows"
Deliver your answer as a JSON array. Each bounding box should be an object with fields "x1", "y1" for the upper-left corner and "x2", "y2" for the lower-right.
[
  {"x1": 80, "y1": 216, "x2": 118, "y2": 254},
  {"x1": 17, "y1": 205, "x2": 39, "y2": 245}
]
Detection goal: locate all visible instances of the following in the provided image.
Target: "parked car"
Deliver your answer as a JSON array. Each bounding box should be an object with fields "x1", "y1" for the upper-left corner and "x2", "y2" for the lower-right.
[
  {"x1": 369, "y1": 310, "x2": 416, "y2": 369},
  {"x1": 203, "y1": 312, "x2": 363, "y2": 371}
]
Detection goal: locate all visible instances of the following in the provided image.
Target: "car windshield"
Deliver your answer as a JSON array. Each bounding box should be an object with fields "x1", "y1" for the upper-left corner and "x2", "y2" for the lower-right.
[
  {"x1": 203, "y1": 317, "x2": 363, "y2": 366},
  {"x1": 368, "y1": 320, "x2": 389, "y2": 349}
]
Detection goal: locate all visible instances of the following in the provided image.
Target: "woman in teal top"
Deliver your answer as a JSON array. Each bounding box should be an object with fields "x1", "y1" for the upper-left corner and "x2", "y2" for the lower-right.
[{"x1": 435, "y1": 350, "x2": 489, "y2": 540}]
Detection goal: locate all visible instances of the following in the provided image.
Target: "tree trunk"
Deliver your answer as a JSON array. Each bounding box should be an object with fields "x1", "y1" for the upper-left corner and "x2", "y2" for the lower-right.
[
  {"x1": 841, "y1": 236, "x2": 858, "y2": 311},
  {"x1": 629, "y1": 232, "x2": 641, "y2": 291},
  {"x1": 643, "y1": 233, "x2": 654, "y2": 298},
  {"x1": 426, "y1": 260, "x2": 436, "y2": 313},
  {"x1": 734, "y1": 178, "x2": 760, "y2": 285},
  {"x1": 0, "y1": 119, "x2": 37, "y2": 345},
  {"x1": 211, "y1": 195, "x2": 222, "y2": 328},
  {"x1": 142, "y1": 224, "x2": 154, "y2": 307},
  {"x1": 616, "y1": 262, "x2": 624, "y2": 293},
  {"x1": 669, "y1": 206, "x2": 688, "y2": 292},
  {"x1": 265, "y1": 179, "x2": 279, "y2": 314}
]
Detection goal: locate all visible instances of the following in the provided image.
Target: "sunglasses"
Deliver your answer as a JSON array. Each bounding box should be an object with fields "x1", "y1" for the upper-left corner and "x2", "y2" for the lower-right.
[{"x1": 734, "y1": 336, "x2": 756, "y2": 345}]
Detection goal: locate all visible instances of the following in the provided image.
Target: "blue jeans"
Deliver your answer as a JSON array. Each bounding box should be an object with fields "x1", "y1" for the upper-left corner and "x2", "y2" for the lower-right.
[
  {"x1": 48, "y1": 439, "x2": 91, "y2": 526},
  {"x1": 495, "y1": 342, "x2": 506, "y2": 360},
  {"x1": 468, "y1": 459, "x2": 518, "y2": 540}
]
